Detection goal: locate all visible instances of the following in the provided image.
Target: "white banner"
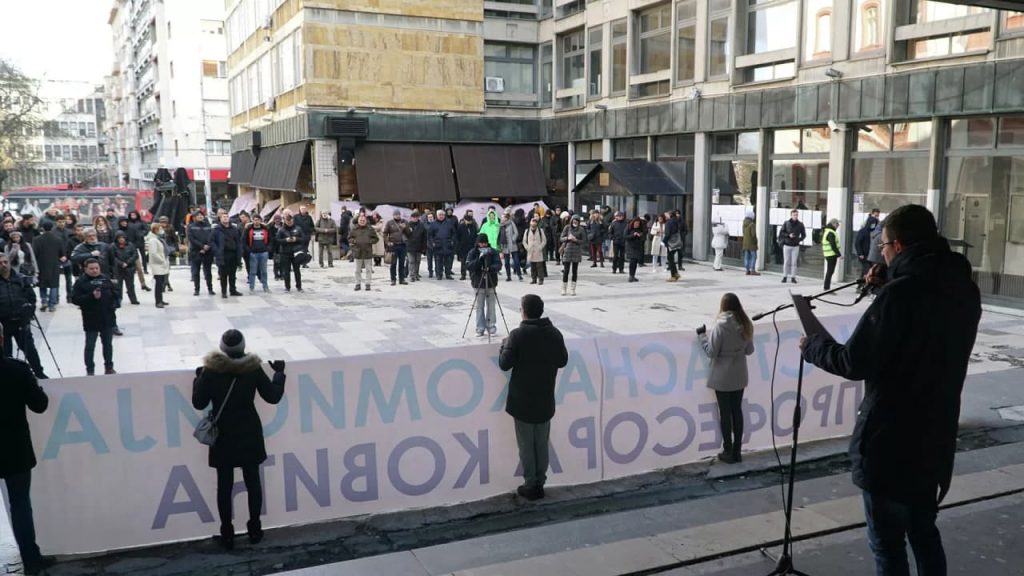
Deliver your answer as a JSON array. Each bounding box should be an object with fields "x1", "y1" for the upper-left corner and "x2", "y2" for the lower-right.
[{"x1": 12, "y1": 315, "x2": 862, "y2": 555}]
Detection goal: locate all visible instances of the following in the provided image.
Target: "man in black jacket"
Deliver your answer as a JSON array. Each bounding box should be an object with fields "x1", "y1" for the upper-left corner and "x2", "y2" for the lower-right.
[
  {"x1": 0, "y1": 253, "x2": 48, "y2": 379},
  {"x1": 608, "y1": 211, "x2": 628, "y2": 274},
  {"x1": 211, "y1": 213, "x2": 243, "y2": 298},
  {"x1": 188, "y1": 212, "x2": 216, "y2": 296},
  {"x1": 0, "y1": 323, "x2": 54, "y2": 575},
  {"x1": 801, "y1": 204, "x2": 981, "y2": 575},
  {"x1": 498, "y1": 294, "x2": 568, "y2": 500},
  {"x1": 855, "y1": 209, "x2": 881, "y2": 278},
  {"x1": 466, "y1": 234, "x2": 501, "y2": 336},
  {"x1": 405, "y1": 211, "x2": 428, "y2": 282},
  {"x1": 455, "y1": 210, "x2": 479, "y2": 281},
  {"x1": 276, "y1": 212, "x2": 306, "y2": 292},
  {"x1": 293, "y1": 205, "x2": 315, "y2": 268},
  {"x1": 778, "y1": 209, "x2": 806, "y2": 283},
  {"x1": 72, "y1": 258, "x2": 120, "y2": 375}
]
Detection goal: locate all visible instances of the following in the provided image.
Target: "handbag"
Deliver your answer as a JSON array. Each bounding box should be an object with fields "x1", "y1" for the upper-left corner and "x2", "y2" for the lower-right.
[
  {"x1": 293, "y1": 250, "x2": 312, "y2": 266},
  {"x1": 193, "y1": 376, "x2": 237, "y2": 446},
  {"x1": 384, "y1": 251, "x2": 393, "y2": 265}
]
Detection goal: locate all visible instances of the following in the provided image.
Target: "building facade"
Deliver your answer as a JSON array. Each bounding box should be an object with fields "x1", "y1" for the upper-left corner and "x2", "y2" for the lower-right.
[
  {"x1": 4, "y1": 80, "x2": 115, "y2": 190},
  {"x1": 227, "y1": 0, "x2": 1024, "y2": 304},
  {"x1": 106, "y1": 0, "x2": 233, "y2": 206}
]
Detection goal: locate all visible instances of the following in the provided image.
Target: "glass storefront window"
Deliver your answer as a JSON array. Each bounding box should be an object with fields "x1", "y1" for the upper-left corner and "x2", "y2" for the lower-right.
[
  {"x1": 737, "y1": 131, "x2": 761, "y2": 155},
  {"x1": 710, "y1": 132, "x2": 760, "y2": 266},
  {"x1": 767, "y1": 127, "x2": 831, "y2": 276},
  {"x1": 999, "y1": 116, "x2": 1024, "y2": 147},
  {"x1": 943, "y1": 155, "x2": 1024, "y2": 299},
  {"x1": 892, "y1": 122, "x2": 932, "y2": 150},
  {"x1": 950, "y1": 118, "x2": 996, "y2": 149},
  {"x1": 851, "y1": 157, "x2": 929, "y2": 213}
]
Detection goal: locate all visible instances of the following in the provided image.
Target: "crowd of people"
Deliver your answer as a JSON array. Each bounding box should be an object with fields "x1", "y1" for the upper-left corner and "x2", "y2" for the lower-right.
[{"x1": 0, "y1": 203, "x2": 985, "y2": 576}]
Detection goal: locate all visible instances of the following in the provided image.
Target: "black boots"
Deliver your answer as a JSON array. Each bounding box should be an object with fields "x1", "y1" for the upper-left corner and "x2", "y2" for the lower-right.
[
  {"x1": 718, "y1": 442, "x2": 742, "y2": 464},
  {"x1": 247, "y1": 519, "x2": 264, "y2": 544},
  {"x1": 219, "y1": 524, "x2": 235, "y2": 550}
]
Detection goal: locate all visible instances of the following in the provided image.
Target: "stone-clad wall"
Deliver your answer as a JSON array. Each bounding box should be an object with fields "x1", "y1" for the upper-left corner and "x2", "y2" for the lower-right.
[{"x1": 303, "y1": 22, "x2": 484, "y2": 112}]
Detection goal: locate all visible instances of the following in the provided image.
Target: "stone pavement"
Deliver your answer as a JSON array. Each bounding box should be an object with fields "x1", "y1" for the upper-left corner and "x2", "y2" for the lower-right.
[
  {"x1": 15, "y1": 257, "x2": 1024, "y2": 378},
  {"x1": 275, "y1": 439, "x2": 1024, "y2": 576}
]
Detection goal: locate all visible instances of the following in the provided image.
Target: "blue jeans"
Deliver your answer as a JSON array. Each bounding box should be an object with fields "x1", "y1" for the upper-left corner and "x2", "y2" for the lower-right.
[
  {"x1": 862, "y1": 491, "x2": 946, "y2": 576},
  {"x1": 389, "y1": 243, "x2": 408, "y2": 281},
  {"x1": 743, "y1": 249, "x2": 757, "y2": 272},
  {"x1": 475, "y1": 287, "x2": 496, "y2": 334},
  {"x1": 39, "y1": 286, "x2": 59, "y2": 309},
  {"x1": 249, "y1": 252, "x2": 269, "y2": 289}
]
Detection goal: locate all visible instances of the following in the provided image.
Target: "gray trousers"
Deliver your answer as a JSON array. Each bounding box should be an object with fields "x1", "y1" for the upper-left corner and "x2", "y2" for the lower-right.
[
  {"x1": 409, "y1": 252, "x2": 423, "y2": 279},
  {"x1": 783, "y1": 245, "x2": 800, "y2": 278},
  {"x1": 514, "y1": 419, "x2": 551, "y2": 488}
]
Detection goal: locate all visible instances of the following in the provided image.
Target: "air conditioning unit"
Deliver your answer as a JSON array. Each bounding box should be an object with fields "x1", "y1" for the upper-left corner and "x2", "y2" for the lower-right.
[
  {"x1": 262, "y1": 15, "x2": 273, "y2": 30},
  {"x1": 485, "y1": 76, "x2": 505, "y2": 93},
  {"x1": 265, "y1": 97, "x2": 276, "y2": 111}
]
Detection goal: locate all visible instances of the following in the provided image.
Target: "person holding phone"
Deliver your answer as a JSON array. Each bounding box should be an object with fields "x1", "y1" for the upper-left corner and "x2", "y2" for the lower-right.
[{"x1": 697, "y1": 293, "x2": 755, "y2": 464}]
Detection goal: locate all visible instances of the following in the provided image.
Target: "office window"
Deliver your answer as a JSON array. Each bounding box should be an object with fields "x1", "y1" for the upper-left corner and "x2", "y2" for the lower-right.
[
  {"x1": 45, "y1": 145, "x2": 53, "y2": 161},
  {"x1": 677, "y1": 0, "x2": 697, "y2": 83},
  {"x1": 911, "y1": 1, "x2": 985, "y2": 23},
  {"x1": 611, "y1": 19, "x2": 628, "y2": 93},
  {"x1": 633, "y1": 79, "x2": 671, "y2": 97},
  {"x1": 805, "y1": 0, "x2": 832, "y2": 61},
  {"x1": 248, "y1": 62, "x2": 260, "y2": 107},
  {"x1": 588, "y1": 26, "x2": 603, "y2": 98},
  {"x1": 206, "y1": 140, "x2": 231, "y2": 155},
  {"x1": 747, "y1": 0, "x2": 798, "y2": 54},
  {"x1": 260, "y1": 53, "x2": 272, "y2": 104},
  {"x1": 559, "y1": 29, "x2": 586, "y2": 90},
  {"x1": 1005, "y1": 11, "x2": 1024, "y2": 32},
  {"x1": 906, "y1": 31, "x2": 991, "y2": 59},
  {"x1": 278, "y1": 34, "x2": 296, "y2": 93},
  {"x1": 708, "y1": 0, "x2": 731, "y2": 78},
  {"x1": 87, "y1": 122, "x2": 96, "y2": 137},
  {"x1": 636, "y1": 3, "x2": 672, "y2": 75},
  {"x1": 541, "y1": 42, "x2": 553, "y2": 105},
  {"x1": 556, "y1": 0, "x2": 585, "y2": 19},
  {"x1": 854, "y1": 0, "x2": 883, "y2": 53},
  {"x1": 203, "y1": 60, "x2": 227, "y2": 78},
  {"x1": 485, "y1": 43, "x2": 537, "y2": 100}
]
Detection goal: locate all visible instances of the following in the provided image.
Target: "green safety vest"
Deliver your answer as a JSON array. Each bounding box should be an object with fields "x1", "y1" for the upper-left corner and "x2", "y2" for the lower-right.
[{"x1": 822, "y1": 227, "x2": 839, "y2": 258}]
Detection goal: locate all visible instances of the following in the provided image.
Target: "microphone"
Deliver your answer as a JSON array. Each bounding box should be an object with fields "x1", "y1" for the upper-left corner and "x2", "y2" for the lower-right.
[{"x1": 854, "y1": 264, "x2": 888, "y2": 304}]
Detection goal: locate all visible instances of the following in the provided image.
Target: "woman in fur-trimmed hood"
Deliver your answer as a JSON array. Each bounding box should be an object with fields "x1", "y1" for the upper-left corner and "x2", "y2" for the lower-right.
[{"x1": 192, "y1": 329, "x2": 286, "y2": 549}]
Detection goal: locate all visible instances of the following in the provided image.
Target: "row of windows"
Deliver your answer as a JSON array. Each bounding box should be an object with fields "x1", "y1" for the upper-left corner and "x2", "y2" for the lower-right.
[
  {"x1": 41, "y1": 121, "x2": 98, "y2": 139},
  {"x1": 486, "y1": 1, "x2": 1024, "y2": 110},
  {"x1": 9, "y1": 144, "x2": 103, "y2": 163},
  {"x1": 228, "y1": 30, "x2": 302, "y2": 115},
  {"x1": 226, "y1": 0, "x2": 290, "y2": 54},
  {"x1": 4, "y1": 169, "x2": 112, "y2": 188}
]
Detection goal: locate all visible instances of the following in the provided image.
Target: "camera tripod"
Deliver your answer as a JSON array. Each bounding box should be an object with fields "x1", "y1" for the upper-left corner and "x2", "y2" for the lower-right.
[
  {"x1": 461, "y1": 262, "x2": 510, "y2": 343},
  {"x1": 12, "y1": 314, "x2": 64, "y2": 379}
]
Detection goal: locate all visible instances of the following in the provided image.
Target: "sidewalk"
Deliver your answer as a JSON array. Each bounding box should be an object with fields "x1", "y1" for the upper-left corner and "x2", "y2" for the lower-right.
[{"x1": 272, "y1": 441, "x2": 1024, "y2": 576}]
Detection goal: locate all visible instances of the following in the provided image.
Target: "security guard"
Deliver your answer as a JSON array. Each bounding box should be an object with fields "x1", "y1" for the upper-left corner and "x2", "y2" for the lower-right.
[{"x1": 822, "y1": 218, "x2": 842, "y2": 290}]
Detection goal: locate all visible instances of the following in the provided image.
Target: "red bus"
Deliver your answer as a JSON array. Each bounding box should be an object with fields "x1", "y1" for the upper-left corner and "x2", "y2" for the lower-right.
[{"x1": 1, "y1": 186, "x2": 155, "y2": 222}]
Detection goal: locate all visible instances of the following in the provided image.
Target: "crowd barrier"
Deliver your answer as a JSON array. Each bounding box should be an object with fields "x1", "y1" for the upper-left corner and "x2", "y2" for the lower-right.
[{"x1": 8, "y1": 314, "x2": 862, "y2": 555}]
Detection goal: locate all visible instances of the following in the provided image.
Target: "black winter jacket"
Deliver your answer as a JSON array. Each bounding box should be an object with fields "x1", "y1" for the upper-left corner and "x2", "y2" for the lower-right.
[
  {"x1": 499, "y1": 318, "x2": 569, "y2": 424},
  {"x1": 293, "y1": 213, "x2": 315, "y2": 240},
  {"x1": 0, "y1": 270, "x2": 36, "y2": 325},
  {"x1": 803, "y1": 237, "x2": 981, "y2": 505},
  {"x1": 71, "y1": 241, "x2": 112, "y2": 276},
  {"x1": 192, "y1": 352, "x2": 285, "y2": 468},
  {"x1": 608, "y1": 219, "x2": 628, "y2": 245},
  {"x1": 211, "y1": 223, "x2": 242, "y2": 266},
  {"x1": 406, "y1": 220, "x2": 428, "y2": 253},
  {"x1": 778, "y1": 219, "x2": 807, "y2": 247},
  {"x1": 466, "y1": 245, "x2": 501, "y2": 289},
  {"x1": 110, "y1": 240, "x2": 139, "y2": 279},
  {"x1": 188, "y1": 220, "x2": 214, "y2": 261},
  {"x1": 276, "y1": 223, "x2": 306, "y2": 256},
  {"x1": 0, "y1": 357, "x2": 48, "y2": 478},
  {"x1": 456, "y1": 219, "x2": 480, "y2": 258},
  {"x1": 71, "y1": 273, "x2": 120, "y2": 332}
]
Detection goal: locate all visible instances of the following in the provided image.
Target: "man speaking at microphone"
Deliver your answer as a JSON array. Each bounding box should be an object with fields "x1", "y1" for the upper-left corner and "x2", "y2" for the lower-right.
[{"x1": 800, "y1": 204, "x2": 980, "y2": 576}]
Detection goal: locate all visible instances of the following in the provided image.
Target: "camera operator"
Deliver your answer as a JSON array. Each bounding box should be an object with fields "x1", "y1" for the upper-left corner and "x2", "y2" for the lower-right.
[
  {"x1": 0, "y1": 323, "x2": 55, "y2": 575},
  {"x1": 800, "y1": 205, "x2": 981, "y2": 575},
  {"x1": 0, "y1": 253, "x2": 48, "y2": 379},
  {"x1": 72, "y1": 258, "x2": 120, "y2": 376},
  {"x1": 466, "y1": 234, "x2": 501, "y2": 337}
]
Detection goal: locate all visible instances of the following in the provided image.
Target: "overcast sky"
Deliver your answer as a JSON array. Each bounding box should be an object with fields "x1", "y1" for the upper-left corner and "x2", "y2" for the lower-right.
[{"x1": 0, "y1": 0, "x2": 112, "y2": 82}]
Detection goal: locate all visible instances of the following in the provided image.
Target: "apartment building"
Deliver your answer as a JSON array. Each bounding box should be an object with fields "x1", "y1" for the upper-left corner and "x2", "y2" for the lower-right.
[
  {"x1": 106, "y1": 0, "x2": 233, "y2": 207},
  {"x1": 4, "y1": 80, "x2": 115, "y2": 190},
  {"x1": 227, "y1": 0, "x2": 1024, "y2": 303}
]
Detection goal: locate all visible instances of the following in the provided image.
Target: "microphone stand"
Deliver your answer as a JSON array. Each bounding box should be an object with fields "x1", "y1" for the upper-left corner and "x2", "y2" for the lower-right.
[{"x1": 752, "y1": 279, "x2": 861, "y2": 576}]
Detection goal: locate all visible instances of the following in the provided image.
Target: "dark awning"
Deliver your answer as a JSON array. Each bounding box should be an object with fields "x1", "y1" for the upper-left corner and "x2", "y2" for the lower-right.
[
  {"x1": 228, "y1": 151, "x2": 257, "y2": 185},
  {"x1": 573, "y1": 161, "x2": 689, "y2": 196},
  {"x1": 251, "y1": 141, "x2": 309, "y2": 191},
  {"x1": 355, "y1": 143, "x2": 457, "y2": 204},
  {"x1": 451, "y1": 145, "x2": 545, "y2": 199}
]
